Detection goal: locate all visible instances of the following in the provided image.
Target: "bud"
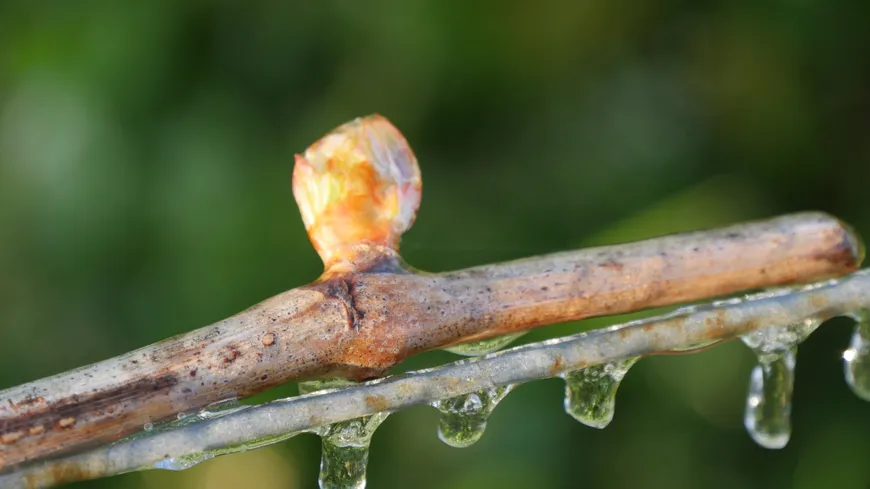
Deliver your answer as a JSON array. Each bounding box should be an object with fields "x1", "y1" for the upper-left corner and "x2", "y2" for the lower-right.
[{"x1": 292, "y1": 115, "x2": 422, "y2": 270}]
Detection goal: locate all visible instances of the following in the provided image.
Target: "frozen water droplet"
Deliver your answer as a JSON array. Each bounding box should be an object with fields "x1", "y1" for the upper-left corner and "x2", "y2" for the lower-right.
[
  {"x1": 844, "y1": 309, "x2": 870, "y2": 401},
  {"x1": 444, "y1": 333, "x2": 525, "y2": 356},
  {"x1": 561, "y1": 357, "x2": 638, "y2": 429},
  {"x1": 318, "y1": 413, "x2": 389, "y2": 489},
  {"x1": 740, "y1": 319, "x2": 819, "y2": 449},
  {"x1": 431, "y1": 385, "x2": 514, "y2": 448},
  {"x1": 743, "y1": 349, "x2": 795, "y2": 449},
  {"x1": 143, "y1": 422, "x2": 154, "y2": 432}
]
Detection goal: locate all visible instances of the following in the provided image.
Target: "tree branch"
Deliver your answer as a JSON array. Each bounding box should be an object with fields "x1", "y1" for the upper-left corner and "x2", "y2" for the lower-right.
[
  {"x1": 0, "y1": 211, "x2": 860, "y2": 470},
  {"x1": 4, "y1": 269, "x2": 868, "y2": 489}
]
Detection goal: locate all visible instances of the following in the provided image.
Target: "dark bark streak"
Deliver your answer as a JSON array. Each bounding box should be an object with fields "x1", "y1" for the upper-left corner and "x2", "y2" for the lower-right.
[{"x1": 0, "y1": 374, "x2": 179, "y2": 446}]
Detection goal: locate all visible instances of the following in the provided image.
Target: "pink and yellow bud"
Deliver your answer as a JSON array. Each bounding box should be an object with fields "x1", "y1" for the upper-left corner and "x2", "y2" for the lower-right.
[{"x1": 292, "y1": 115, "x2": 422, "y2": 270}]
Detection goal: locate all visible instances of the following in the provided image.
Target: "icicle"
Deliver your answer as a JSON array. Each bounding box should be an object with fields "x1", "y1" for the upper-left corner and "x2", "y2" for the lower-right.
[
  {"x1": 740, "y1": 318, "x2": 820, "y2": 449},
  {"x1": 743, "y1": 349, "x2": 795, "y2": 449},
  {"x1": 444, "y1": 333, "x2": 525, "y2": 356},
  {"x1": 844, "y1": 309, "x2": 870, "y2": 401},
  {"x1": 298, "y1": 380, "x2": 389, "y2": 489},
  {"x1": 317, "y1": 413, "x2": 389, "y2": 489},
  {"x1": 431, "y1": 385, "x2": 514, "y2": 448},
  {"x1": 561, "y1": 357, "x2": 638, "y2": 429}
]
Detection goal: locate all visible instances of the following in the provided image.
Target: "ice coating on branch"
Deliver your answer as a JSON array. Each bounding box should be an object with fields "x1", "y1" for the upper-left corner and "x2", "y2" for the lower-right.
[
  {"x1": 444, "y1": 333, "x2": 526, "y2": 356},
  {"x1": 292, "y1": 115, "x2": 422, "y2": 270}
]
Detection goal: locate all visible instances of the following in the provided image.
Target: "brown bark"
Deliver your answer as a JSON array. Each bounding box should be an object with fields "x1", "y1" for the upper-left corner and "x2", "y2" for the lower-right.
[{"x1": 0, "y1": 212, "x2": 862, "y2": 472}]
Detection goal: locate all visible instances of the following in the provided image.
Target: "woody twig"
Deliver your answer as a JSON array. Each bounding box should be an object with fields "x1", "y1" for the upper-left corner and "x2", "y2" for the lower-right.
[{"x1": 0, "y1": 115, "x2": 863, "y2": 478}]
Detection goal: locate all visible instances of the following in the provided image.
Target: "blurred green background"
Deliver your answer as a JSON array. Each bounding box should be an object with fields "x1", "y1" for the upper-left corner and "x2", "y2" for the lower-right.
[{"x1": 1, "y1": 1, "x2": 869, "y2": 488}]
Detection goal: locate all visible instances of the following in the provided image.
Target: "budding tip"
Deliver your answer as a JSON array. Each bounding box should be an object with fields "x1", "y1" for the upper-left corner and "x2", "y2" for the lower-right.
[{"x1": 292, "y1": 115, "x2": 422, "y2": 270}]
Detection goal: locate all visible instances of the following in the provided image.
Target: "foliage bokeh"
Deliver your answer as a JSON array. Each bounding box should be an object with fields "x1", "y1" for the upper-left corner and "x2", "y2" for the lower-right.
[{"x1": 1, "y1": 1, "x2": 869, "y2": 488}]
